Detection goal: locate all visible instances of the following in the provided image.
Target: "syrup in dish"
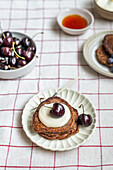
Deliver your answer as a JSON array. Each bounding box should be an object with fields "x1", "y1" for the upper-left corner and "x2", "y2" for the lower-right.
[{"x1": 62, "y1": 14, "x2": 87, "y2": 29}]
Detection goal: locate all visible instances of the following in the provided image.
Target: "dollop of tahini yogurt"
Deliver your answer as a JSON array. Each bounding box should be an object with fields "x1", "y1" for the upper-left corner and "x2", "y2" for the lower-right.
[
  {"x1": 39, "y1": 103, "x2": 71, "y2": 127},
  {"x1": 97, "y1": 0, "x2": 113, "y2": 11}
]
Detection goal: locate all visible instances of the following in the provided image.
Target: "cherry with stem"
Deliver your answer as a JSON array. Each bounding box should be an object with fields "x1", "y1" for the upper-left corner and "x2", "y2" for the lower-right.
[
  {"x1": 31, "y1": 97, "x2": 65, "y2": 119},
  {"x1": 78, "y1": 104, "x2": 92, "y2": 127}
]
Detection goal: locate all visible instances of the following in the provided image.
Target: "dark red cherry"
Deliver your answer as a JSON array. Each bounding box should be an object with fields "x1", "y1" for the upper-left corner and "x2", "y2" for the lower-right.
[
  {"x1": 13, "y1": 37, "x2": 20, "y2": 46},
  {"x1": 17, "y1": 59, "x2": 27, "y2": 67},
  {"x1": 1, "y1": 47, "x2": 11, "y2": 56},
  {"x1": 78, "y1": 104, "x2": 92, "y2": 127},
  {"x1": 0, "y1": 63, "x2": 9, "y2": 70},
  {"x1": 21, "y1": 37, "x2": 31, "y2": 48},
  {"x1": 78, "y1": 114, "x2": 92, "y2": 127},
  {"x1": 49, "y1": 103, "x2": 65, "y2": 118},
  {"x1": 23, "y1": 50, "x2": 34, "y2": 62},
  {"x1": 2, "y1": 31, "x2": 12, "y2": 39},
  {"x1": 27, "y1": 46, "x2": 36, "y2": 54},
  {"x1": 0, "y1": 56, "x2": 9, "y2": 65},
  {"x1": 4, "y1": 57, "x2": 9, "y2": 65},
  {"x1": 0, "y1": 56, "x2": 5, "y2": 62},
  {"x1": 9, "y1": 56, "x2": 17, "y2": 67},
  {"x1": 3, "y1": 36, "x2": 13, "y2": 47},
  {"x1": 16, "y1": 48, "x2": 23, "y2": 56},
  {"x1": 0, "y1": 37, "x2": 3, "y2": 46},
  {"x1": 8, "y1": 50, "x2": 15, "y2": 57}
]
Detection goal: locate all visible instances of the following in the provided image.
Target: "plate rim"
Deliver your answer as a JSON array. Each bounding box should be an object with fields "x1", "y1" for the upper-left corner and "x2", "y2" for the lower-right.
[
  {"x1": 22, "y1": 88, "x2": 97, "y2": 151},
  {"x1": 83, "y1": 30, "x2": 113, "y2": 77}
]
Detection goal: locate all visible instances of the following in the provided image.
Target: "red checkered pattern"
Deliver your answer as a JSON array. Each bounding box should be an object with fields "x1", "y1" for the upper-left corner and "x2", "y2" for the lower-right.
[{"x1": 0, "y1": 0, "x2": 113, "y2": 169}]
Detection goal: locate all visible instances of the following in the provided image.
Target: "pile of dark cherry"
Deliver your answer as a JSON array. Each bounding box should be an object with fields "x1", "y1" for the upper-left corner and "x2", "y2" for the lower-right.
[{"x1": 0, "y1": 31, "x2": 36, "y2": 70}]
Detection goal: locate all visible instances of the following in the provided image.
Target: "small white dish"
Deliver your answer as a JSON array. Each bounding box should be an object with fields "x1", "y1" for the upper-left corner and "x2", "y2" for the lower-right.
[
  {"x1": 22, "y1": 88, "x2": 96, "y2": 151},
  {"x1": 57, "y1": 8, "x2": 94, "y2": 35},
  {"x1": 83, "y1": 31, "x2": 113, "y2": 77},
  {"x1": 0, "y1": 32, "x2": 38, "y2": 79}
]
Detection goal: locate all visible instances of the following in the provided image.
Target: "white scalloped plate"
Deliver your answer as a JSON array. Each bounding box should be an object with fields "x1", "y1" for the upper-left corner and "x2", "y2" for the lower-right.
[
  {"x1": 22, "y1": 88, "x2": 96, "y2": 151},
  {"x1": 83, "y1": 31, "x2": 113, "y2": 77}
]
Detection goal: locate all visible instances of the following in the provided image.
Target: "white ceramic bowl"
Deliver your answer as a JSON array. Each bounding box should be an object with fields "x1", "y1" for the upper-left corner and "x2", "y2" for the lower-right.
[
  {"x1": 94, "y1": 0, "x2": 113, "y2": 20},
  {"x1": 57, "y1": 8, "x2": 94, "y2": 35},
  {"x1": 0, "y1": 32, "x2": 38, "y2": 79}
]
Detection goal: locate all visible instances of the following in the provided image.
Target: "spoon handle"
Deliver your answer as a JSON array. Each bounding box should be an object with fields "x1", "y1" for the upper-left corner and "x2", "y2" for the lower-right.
[{"x1": 53, "y1": 72, "x2": 85, "y2": 96}]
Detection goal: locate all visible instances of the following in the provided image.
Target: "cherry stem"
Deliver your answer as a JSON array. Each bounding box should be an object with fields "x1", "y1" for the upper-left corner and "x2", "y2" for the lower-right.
[
  {"x1": 79, "y1": 104, "x2": 84, "y2": 114},
  {"x1": 44, "y1": 105, "x2": 52, "y2": 109},
  {"x1": 39, "y1": 98, "x2": 52, "y2": 109},
  {"x1": 31, "y1": 98, "x2": 52, "y2": 111},
  {"x1": 8, "y1": 65, "x2": 17, "y2": 69},
  {"x1": 12, "y1": 42, "x2": 25, "y2": 60},
  {"x1": 32, "y1": 32, "x2": 44, "y2": 39},
  {"x1": 39, "y1": 98, "x2": 44, "y2": 103},
  {"x1": 1, "y1": 59, "x2": 7, "y2": 63}
]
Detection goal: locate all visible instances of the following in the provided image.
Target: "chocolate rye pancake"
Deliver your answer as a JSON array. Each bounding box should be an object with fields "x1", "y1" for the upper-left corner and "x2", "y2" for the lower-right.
[
  {"x1": 96, "y1": 45, "x2": 113, "y2": 67},
  {"x1": 32, "y1": 96, "x2": 79, "y2": 140},
  {"x1": 102, "y1": 34, "x2": 113, "y2": 55}
]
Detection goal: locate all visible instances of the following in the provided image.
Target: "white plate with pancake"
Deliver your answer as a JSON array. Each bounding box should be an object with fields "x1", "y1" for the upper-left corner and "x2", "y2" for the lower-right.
[
  {"x1": 22, "y1": 88, "x2": 96, "y2": 151},
  {"x1": 83, "y1": 31, "x2": 113, "y2": 77}
]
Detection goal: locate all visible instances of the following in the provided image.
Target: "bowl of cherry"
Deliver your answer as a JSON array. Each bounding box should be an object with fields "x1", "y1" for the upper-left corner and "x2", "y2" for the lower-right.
[{"x1": 0, "y1": 31, "x2": 38, "y2": 79}]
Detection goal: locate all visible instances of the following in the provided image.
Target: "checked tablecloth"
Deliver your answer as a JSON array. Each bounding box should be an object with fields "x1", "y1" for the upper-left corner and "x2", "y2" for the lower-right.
[{"x1": 0, "y1": 0, "x2": 113, "y2": 170}]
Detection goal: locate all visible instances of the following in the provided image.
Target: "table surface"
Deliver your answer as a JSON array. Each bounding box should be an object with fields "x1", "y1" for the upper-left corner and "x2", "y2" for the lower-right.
[{"x1": 0, "y1": 0, "x2": 113, "y2": 169}]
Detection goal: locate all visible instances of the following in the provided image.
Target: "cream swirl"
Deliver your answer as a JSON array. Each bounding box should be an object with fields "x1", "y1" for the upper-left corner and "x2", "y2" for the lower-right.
[{"x1": 39, "y1": 103, "x2": 71, "y2": 127}]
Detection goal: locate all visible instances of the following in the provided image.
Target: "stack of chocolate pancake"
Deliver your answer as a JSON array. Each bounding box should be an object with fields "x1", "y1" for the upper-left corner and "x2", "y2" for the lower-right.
[
  {"x1": 96, "y1": 34, "x2": 113, "y2": 67},
  {"x1": 32, "y1": 96, "x2": 79, "y2": 140}
]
